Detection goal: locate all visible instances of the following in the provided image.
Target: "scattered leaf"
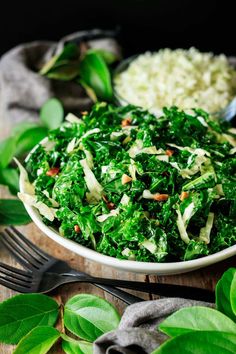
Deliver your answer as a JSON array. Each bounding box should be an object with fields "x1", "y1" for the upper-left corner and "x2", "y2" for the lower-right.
[
  {"x1": 0, "y1": 137, "x2": 16, "y2": 168},
  {"x1": 40, "y1": 98, "x2": 64, "y2": 130},
  {"x1": 15, "y1": 126, "x2": 48, "y2": 156},
  {"x1": 216, "y1": 268, "x2": 236, "y2": 322},
  {"x1": 14, "y1": 326, "x2": 60, "y2": 354},
  {"x1": 64, "y1": 294, "x2": 120, "y2": 342},
  {"x1": 61, "y1": 334, "x2": 93, "y2": 354},
  {"x1": 0, "y1": 199, "x2": 31, "y2": 225},
  {"x1": 152, "y1": 331, "x2": 236, "y2": 354},
  {"x1": 0, "y1": 168, "x2": 19, "y2": 195},
  {"x1": 159, "y1": 307, "x2": 236, "y2": 337},
  {"x1": 0, "y1": 294, "x2": 59, "y2": 344},
  {"x1": 80, "y1": 52, "x2": 113, "y2": 101}
]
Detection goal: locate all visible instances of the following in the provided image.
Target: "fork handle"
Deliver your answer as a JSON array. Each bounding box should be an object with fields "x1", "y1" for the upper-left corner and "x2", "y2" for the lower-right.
[
  {"x1": 63, "y1": 272, "x2": 214, "y2": 302},
  {"x1": 94, "y1": 284, "x2": 144, "y2": 304}
]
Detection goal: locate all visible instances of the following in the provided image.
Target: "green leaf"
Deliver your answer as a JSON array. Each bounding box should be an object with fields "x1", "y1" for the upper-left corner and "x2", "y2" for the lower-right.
[
  {"x1": 87, "y1": 49, "x2": 119, "y2": 64},
  {"x1": 0, "y1": 167, "x2": 19, "y2": 195},
  {"x1": 0, "y1": 294, "x2": 59, "y2": 344},
  {"x1": 15, "y1": 126, "x2": 48, "y2": 156},
  {"x1": 80, "y1": 52, "x2": 113, "y2": 101},
  {"x1": 40, "y1": 43, "x2": 79, "y2": 80},
  {"x1": 216, "y1": 268, "x2": 236, "y2": 322},
  {"x1": 45, "y1": 62, "x2": 80, "y2": 81},
  {"x1": 152, "y1": 331, "x2": 236, "y2": 354},
  {"x1": 13, "y1": 326, "x2": 60, "y2": 354},
  {"x1": 40, "y1": 98, "x2": 64, "y2": 130},
  {"x1": 159, "y1": 307, "x2": 236, "y2": 337},
  {"x1": 64, "y1": 294, "x2": 120, "y2": 342},
  {"x1": 12, "y1": 121, "x2": 40, "y2": 136},
  {"x1": 0, "y1": 199, "x2": 31, "y2": 225},
  {"x1": 230, "y1": 271, "x2": 236, "y2": 316},
  {"x1": 0, "y1": 137, "x2": 16, "y2": 168},
  {"x1": 61, "y1": 334, "x2": 93, "y2": 354}
]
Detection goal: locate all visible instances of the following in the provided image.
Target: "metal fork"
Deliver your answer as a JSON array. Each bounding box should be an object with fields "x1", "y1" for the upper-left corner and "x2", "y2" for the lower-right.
[
  {"x1": 214, "y1": 97, "x2": 236, "y2": 122},
  {"x1": 0, "y1": 227, "x2": 215, "y2": 303}
]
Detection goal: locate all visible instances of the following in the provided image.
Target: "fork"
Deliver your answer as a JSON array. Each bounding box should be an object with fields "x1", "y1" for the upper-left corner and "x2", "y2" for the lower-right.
[{"x1": 0, "y1": 227, "x2": 215, "y2": 303}]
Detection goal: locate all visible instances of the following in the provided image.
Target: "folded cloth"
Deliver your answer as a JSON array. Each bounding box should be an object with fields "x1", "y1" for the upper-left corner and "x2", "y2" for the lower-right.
[
  {"x1": 94, "y1": 297, "x2": 213, "y2": 354},
  {"x1": 0, "y1": 29, "x2": 120, "y2": 122}
]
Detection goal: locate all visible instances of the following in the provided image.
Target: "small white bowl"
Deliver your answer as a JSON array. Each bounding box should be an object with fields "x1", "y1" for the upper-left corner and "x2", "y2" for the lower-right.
[{"x1": 20, "y1": 140, "x2": 236, "y2": 275}]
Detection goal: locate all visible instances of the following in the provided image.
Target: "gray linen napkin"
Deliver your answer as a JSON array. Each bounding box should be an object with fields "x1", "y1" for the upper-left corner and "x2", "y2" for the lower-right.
[
  {"x1": 0, "y1": 29, "x2": 120, "y2": 122},
  {"x1": 94, "y1": 297, "x2": 213, "y2": 354}
]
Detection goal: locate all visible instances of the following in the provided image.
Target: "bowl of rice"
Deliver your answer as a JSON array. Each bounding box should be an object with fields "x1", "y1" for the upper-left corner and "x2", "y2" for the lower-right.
[{"x1": 114, "y1": 48, "x2": 236, "y2": 117}]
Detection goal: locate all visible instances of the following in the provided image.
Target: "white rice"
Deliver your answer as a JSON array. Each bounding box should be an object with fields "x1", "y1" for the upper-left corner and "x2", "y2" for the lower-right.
[{"x1": 114, "y1": 48, "x2": 236, "y2": 116}]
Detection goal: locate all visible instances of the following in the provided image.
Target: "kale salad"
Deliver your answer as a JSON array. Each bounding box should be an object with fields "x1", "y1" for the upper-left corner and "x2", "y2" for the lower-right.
[{"x1": 19, "y1": 103, "x2": 236, "y2": 262}]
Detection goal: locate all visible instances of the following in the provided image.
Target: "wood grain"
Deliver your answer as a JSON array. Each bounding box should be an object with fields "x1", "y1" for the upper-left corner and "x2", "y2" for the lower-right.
[{"x1": 0, "y1": 109, "x2": 235, "y2": 353}]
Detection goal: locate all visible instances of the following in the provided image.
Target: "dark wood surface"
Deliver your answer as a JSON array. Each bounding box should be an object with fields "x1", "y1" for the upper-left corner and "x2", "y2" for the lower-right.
[{"x1": 0, "y1": 114, "x2": 235, "y2": 353}]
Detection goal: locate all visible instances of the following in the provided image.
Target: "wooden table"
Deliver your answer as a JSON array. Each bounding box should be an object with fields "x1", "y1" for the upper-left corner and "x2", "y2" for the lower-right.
[{"x1": 0, "y1": 113, "x2": 235, "y2": 353}]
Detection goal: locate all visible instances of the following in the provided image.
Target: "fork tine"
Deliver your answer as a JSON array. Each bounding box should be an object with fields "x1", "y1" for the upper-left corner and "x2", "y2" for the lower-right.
[
  {"x1": 0, "y1": 277, "x2": 32, "y2": 293},
  {"x1": 1, "y1": 230, "x2": 44, "y2": 269},
  {"x1": 0, "y1": 262, "x2": 32, "y2": 281},
  {"x1": 0, "y1": 235, "x2": 34, "y2": 270},
  {"x1": 0, "y1": 261, "x2": 32, "y2": 277},
  {"x1": 9, "y1": 226, "x2": 49, "y2": 261},
  {"x1": 5, "y1": 228, "x2": 46, "y2": 265}
]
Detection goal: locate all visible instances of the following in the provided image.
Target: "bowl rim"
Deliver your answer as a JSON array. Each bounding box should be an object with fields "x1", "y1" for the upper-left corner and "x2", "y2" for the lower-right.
[{"x1": 20, "y1": 138, "x2": 236, "y2": 274}]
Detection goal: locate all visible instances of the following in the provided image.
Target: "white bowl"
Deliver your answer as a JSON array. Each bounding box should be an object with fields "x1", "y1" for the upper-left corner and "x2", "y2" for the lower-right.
[{"x1": 20, "y1": 142, "x2": 236, "y2": 275}]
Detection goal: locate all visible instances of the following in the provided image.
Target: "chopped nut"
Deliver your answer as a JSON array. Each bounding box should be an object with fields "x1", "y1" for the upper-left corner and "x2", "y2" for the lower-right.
[
  {"x1": 121, "y1": 118, "x2": 132, "y2": 127},
  {"x1": 81, "y1": 111, "x2": 88, "y2": 116},
  {"x1": 166, "y1": 149, "x2": 174, "y2": 156},
  {"x1": 121, "y1": 174, "x2": 132, "y2": 185},
  {"x1": 180, "y1": 191, "x2": 189, "y2": 201},
  {"x1": 46, "y1": 167, "x2": 60, "y2": 177},
  {"x1": 74, "y1": 225, "x2": 81, "y2": 233},
  {"x1": 107, "y1": 202, "x2": 115, "y2": 210},
  {"x1": 153, "y1": 194, "x2": 169, "y2": 201}
]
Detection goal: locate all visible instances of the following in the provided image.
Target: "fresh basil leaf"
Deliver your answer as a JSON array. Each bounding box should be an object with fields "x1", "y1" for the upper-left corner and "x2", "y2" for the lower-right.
[
  {"x1": 64, "y1": 294, "x2": 120, "y2": 342},
  {"x1": 0, "y1": 137, "x2": 16, "y2": 168},
  {"x1": 45, "y1": 62, "x2": 80, "y2": 81},
  {"x1": 13, "y1": 326, "x2": 60, "y2": 354},
  {"x1": 0, "y1": 199, "x2": 31, "y2": 225},
  {"x1": 0, "y1": 168, "x2": 19, "y2": 195},
  {"x1": 40, "y1": 98, "x2": 64, "y2": 130},
  {"x1": 159, "y1": 307, "x2": 236, "y2": 337},
  {"x1": 0, "y1": 293, "x2": 59, "y2": 344},
  {"x1": 80, "y1": 52, "x2": 113, "y2": 101},
  {"x1": 40, "y1": 43, "x2": 79, "y2": 76},
  {"x1": 216, "y1": 268, "x2": 236, "y2": 322},
  {"x1": 61, "y1": 334, "x2": 93, "y2": 354},
  {"x1": 12, "y1": 121, "x2": 40, "y2": 136},
  {"x1": 152, "y1": 331, "x2": 236, "y2": 354},
  {"x1": 87, "y1": 49, "x2": 119, "y2": 64},
  {"x1": 15, "y1": 126, "x2": 48, "y2": 156}
]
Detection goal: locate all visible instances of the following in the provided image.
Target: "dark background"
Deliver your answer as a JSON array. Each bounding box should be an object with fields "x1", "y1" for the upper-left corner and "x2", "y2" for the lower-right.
[{"x1": 0, "y1": 0, "x2": 235, "y2": 57}]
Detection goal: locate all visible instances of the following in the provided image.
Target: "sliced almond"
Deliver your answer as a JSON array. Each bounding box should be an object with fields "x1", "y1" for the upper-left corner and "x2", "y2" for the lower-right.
[
  {"x1": 180, "y1": 191, "x2": 189, "y2": 201},
  {"x1": 121, "y1": 174, "x2": 132, "y2": 185},
  {"x1": 153, "y1": 194, "x2": 169, "y2": 201}
]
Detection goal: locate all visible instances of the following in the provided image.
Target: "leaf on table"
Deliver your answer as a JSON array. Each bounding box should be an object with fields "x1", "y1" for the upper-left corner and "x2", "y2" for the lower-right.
[
  {"x1": 159, "y1": 306, "x2": 236, "y2": 337},
  {"x1": 0, "y1": 293, "x2": 59, "y2": 344},
  {"x1": 80, "y1": 52, "x2": 113, "y2": 101},
  {"x1": 13, "y1": 326, "x2": 60, "y2": 354},
  {"x1": 216, "y1": 268, "x2": 236, "y2": 322},
  {"x1": 64, "y1": 294, "x2": 121, "y2": 342},
  {"x1": 0, "y1": 137, "x2": 16, "y2": 168},
  {"x1": 0, "y1": 199, "x2": 31, "y2": 225},
  {"x1": 230, "y1": 271, "x2": 236, "y2": 317},
  {"x1": 40, "y1": 98, "x2": 64, "y2": 130},
  {"x1": 61, "y1": 334, "x2": 93, "y2": 354},
  {"x1": 0, "y1": 167, "x2": 19, "y2": 195},
  {"x1": 151, "y1": 331, "x2": 236, "y2": 354}
]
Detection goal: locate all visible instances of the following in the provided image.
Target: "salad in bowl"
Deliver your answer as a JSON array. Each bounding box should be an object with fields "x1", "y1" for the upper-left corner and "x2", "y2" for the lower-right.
[{"x1": 17, "y1": 103, "x2": 236, "y2": 273}]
